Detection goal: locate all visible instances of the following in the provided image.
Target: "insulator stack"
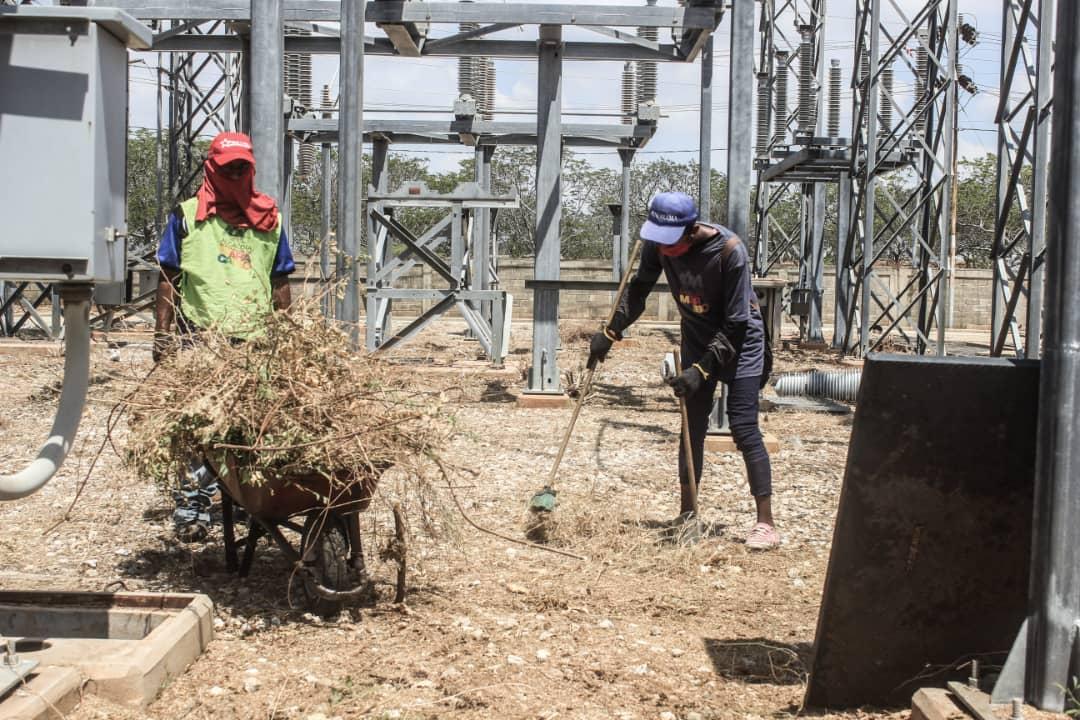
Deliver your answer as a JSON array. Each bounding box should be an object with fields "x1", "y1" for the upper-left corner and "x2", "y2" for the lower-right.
[
  {"x1": 880, "y1": 60, "x2": 894, "y2": 137},
  {"x1": 636, "y1": 1, "x2": 659, "y2": 107},
  {"x1": 773, "y1": 50, "x2": 789, "y2": 146},
  {"x1": 797, "y1": 24, "x2": 816, "y2": 136},
  {"x1": 859, "y1": 45, "x2": 870, "y2": 131},
  {"x1": 914, "y1": 31, "x2": 930, "y2": 135},
  {"x1": 482, "y1": 58, "x2": 495, "y2": 120},
  {"x1": 284, "y1": 26, "x2": 314, "y2": 178},
  {"x1": 321, "y1": 84, "x2": 331, "y2": 114},
  {"x1": 457, "y1": 1, "x2": 478, "y2": 110},
  {"x1": 621, "y1": 62, "x2": 637, "y2": 124},
  {"x1": 755, "y1": 71, "x2": 771, "y2": 156},
  {"x1": 636, "y1": 42, "x2": 658, "y2": 105},
  {"x1": 827, "y1": 59, "x2": 842, "y2": 137},
  {"x1": 475, "y1": 54, "x2": 488, "y2": 117}
]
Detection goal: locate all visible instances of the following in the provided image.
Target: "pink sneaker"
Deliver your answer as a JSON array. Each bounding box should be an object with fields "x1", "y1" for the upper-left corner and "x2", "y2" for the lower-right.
[{"x1": 745, "y1": 522, "x2": 780, "y2": 550}]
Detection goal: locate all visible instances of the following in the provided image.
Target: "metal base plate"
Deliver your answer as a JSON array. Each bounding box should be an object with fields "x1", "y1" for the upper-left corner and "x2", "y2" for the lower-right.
[{"x1": 1, "y1": 659, "x2": 40, "y2": 698}]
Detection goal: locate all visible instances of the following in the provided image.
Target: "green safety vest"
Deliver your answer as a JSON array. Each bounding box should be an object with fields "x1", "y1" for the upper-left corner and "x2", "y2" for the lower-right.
[{"x1": 177, "y1": 197, "x2": 281, "y2": 339}]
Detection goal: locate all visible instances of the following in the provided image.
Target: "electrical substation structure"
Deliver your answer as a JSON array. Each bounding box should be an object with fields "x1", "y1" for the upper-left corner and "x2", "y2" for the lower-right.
[{"x1": 1, "y1": 0, "x2": 1077, "y2": 713}]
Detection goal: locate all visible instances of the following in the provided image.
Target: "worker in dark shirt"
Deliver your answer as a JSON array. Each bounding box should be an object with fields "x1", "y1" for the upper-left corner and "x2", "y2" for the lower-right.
[{"x1": 588, "y1": 192, "x2": 778, "y2": 550}]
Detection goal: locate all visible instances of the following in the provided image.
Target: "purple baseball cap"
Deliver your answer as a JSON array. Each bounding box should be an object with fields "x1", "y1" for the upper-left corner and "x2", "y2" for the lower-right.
[{"x1": 640, "y1": 192, "x2": 699, "y2": 245}]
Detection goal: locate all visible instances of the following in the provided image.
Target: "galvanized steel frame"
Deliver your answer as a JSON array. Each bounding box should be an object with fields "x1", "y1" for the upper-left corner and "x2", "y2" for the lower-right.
[
  {"x1": 751, "y1": 0, "x2": 830, "y2": 344},
  {"x1": 840, "y1": 0, "x2": 959, "y2": 356},
  {"x1": 990, "y1": 0, "x2": 1055, "y2": 359}
]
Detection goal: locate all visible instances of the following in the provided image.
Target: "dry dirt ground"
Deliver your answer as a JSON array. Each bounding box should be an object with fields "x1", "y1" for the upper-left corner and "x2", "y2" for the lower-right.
[{"x1": 0, "y1": 319, "x2": 1039, "y2": 720}]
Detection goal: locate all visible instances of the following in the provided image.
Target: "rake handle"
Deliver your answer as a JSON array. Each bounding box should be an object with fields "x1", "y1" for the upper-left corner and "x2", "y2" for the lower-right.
[
  {"x1": 544, "y1": 239, "x2": 644, "y2": 489},
  {"x1": 673, "y1": 349, "x2": 700, "y2": 518}
]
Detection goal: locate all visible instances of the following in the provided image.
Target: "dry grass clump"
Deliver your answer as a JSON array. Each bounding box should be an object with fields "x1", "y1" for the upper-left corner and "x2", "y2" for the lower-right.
[{"x1": 125, "y1": 296, "x2": 453, "y2": 516}]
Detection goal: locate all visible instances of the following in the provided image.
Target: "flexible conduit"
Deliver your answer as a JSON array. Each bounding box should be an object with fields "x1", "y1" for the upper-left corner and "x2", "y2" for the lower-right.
[
  {"x1": 0, "y1": 287, "x2": 91, "y2": 501},
  {"x1": 774, "y1": 368, "x2": 862, "y2": 404}
]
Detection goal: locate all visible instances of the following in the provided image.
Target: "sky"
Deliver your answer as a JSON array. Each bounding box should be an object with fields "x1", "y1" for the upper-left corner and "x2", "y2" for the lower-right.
[{"x1": 115, "y1": 0, "x2": 1018, "y2": 175}]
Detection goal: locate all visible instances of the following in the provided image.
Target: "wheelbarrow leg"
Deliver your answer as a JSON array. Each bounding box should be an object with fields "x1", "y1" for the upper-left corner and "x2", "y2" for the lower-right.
[
  {"x1": 222, "y1": 493, "x2": 238, "y2": 574},
  {"x1": 343, "y1": 513, "x2": 366, "y2": 576},
  {"x1": 239, "y1": 519, "x2": 264, "y2": 578}
]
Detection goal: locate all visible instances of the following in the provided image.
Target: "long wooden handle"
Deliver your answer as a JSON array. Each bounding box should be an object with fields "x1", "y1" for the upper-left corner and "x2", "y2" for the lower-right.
[
  {"x1": 544, "y1": 239, "x2": 644, "y2": 489},
  {"x1": 674, "y1": 349, "x2": 700, "y2": 518}
]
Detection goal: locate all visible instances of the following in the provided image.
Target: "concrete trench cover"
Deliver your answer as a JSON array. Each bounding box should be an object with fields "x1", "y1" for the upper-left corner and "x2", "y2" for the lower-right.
[{"x1": 0, "y1": 591, "x2": 213, "y2": 718}]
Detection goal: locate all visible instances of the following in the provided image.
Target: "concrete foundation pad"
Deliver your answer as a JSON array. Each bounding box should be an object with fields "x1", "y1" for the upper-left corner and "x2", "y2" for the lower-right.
[
  {"x1": 516, "y1": 393, "x2": 570, "y2": 409},
  {"x1": 705, "y1": 433, "x2": 781, "y2": 454},
  {"x1": 911, "y1": 688, "x2": 967, "y2": 720},
  {"x1": 0, "y1": 666, "x2": 83, "y2": 720},
  {"x1": 0, "y1": 591, "x2": 213, "y2": 710},
  {"x1": 0, "y1": 341, "x2": 61, "y2": 357}
]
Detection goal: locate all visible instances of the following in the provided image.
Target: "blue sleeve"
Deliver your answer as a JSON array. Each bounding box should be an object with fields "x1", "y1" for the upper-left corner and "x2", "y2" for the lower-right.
[
  {"x1": 156, "y1": 212, "x2": 185, "y2": 270},
  {"x1": 272, "y1": 226, "x2": 296, "y2": 276}
]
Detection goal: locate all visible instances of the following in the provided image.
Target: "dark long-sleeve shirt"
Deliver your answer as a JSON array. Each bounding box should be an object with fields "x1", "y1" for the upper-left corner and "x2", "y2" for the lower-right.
[{"x1": 615, "y1": 223, "x2": 766, "y2": 382}]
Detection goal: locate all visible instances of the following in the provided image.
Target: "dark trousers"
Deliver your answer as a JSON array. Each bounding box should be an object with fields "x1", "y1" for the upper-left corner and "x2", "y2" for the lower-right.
[{"x1": 678, "y1": 375, "x2": 772, "y2": 498}]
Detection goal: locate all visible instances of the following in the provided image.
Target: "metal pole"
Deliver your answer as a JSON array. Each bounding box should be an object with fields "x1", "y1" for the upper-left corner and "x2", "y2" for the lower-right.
[
  {"x1": 807, "y1": 183, "x2": 826, "y2": 343},
  {"x1": 338, "y1": 0, "x2": 365, "y2": 343},
  {"x1": 619, "y1": 148, "x2": 633, "y2": 280},
  {"x1": 834, "y1": 172, "x2": 852, "y2": 349},
  {"x1": 527, "y1": 25, "x2": 563, "y2": 394},
  {"x1": 476, "y1": 145, "x2": 495, "y2": 323},
  {"x1": 320, "y1": 141, "x2": 332, "y2": 316},
  {"x1": 936, "y1": 0, "x2": 959, "y2": 356},
  {"x1": 699, "y1": 33, "x2": 713, "y2": 222},
  {"x1": 249, "y1": 0, "x2": 284, "y2": 202},
  {"x1": 991, "y1": 0, "x2": 1017, "y2": 350},
  {"x1": 859, "y1": 0, "x2": 882, "y2": 355},
  {"x1": 726, "y1": 0, "x2": 754, "y2": 239},
  {"x1": 1026, "y1": 0, "x2": 1080, "y2": 709},
  {"x1": 1028, "y1": 0, "x2": 1056, "y2": 358},
  {"x1": 365, "y1": 138, "x2": 390, "y2": 351}
]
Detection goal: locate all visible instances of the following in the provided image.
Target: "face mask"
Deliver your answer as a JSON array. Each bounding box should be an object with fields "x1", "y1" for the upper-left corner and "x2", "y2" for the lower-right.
[{"x1": 659, "y1": 237, "x2": 694, "y2": 257}]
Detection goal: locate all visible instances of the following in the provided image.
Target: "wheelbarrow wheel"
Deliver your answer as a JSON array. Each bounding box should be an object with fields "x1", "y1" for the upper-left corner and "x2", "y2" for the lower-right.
[{"x1": 297, "y1": 512, "x2": 373, "y2": 615}]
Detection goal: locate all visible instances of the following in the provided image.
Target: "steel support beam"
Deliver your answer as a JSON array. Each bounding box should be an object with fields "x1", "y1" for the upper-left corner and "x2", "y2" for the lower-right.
[
  {"x1": 699, "y1": 33, "x2": 713, "y2": 221},
  {"x1": 366, "y1": 139, "x2": 391, "y2": 351},
  {"x1": 1023, "y1": 2, "x2": 1080, "y2": 709},
  {"x1": 250, "y1": 0, "x2": 284, "y2": 201},
  {"x1": 527, "y1": 25, "x2": 563, "y2": 394},
  {"x1": 337, "y1": 0, "x2": 364, "y2": 341},
  {"x1": 618, "y1": 148, "x2": 634, "y2": 281},
  {"x1": 834, "y1": 172, "x2": 852, "y2": 348},
  {"x1": 1027, "y1": 0, "x2": 1054, "y2": 358},
  {"x1": 319, "y1": 140, "x2": 333, "y2": 317},
  {"x1": 725, "y1": 0, "x2": 753, "y2": 239},
  {"x1": 106, "y1": 1, "x2": 721, "y2": 29}
]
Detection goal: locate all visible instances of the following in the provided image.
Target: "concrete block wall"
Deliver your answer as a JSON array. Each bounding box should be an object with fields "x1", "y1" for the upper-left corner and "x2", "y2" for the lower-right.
[{"x1": 293, "y1": 259, "x2": 1005, "y2": 330}]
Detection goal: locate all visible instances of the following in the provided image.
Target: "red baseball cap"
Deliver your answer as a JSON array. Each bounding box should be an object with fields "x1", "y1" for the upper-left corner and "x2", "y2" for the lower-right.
[{"x1": 207, "y1": 131, "x2": 256, "y2": 167}]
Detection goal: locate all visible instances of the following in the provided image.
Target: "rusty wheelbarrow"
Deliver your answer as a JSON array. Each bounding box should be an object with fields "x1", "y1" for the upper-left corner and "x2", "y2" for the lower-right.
[{"x1": 206, "y1": 454, "x2": 405, "y2": 615}]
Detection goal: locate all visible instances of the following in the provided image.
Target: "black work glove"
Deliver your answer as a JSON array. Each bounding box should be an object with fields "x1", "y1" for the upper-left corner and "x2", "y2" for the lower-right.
[
  {"x1": 587, "y1": 327, "x2": 620, "y2": 370},
  {"x1": 153, "y1": 331, "x2": 176, "y2": 364},
  {"x1": 667, "y1": 365, "x2": 706, "y2": 398}
]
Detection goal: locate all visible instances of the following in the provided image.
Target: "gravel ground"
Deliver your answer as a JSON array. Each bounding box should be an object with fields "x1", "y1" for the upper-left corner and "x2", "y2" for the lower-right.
[{"x1": 0, "y1": 320, "x2": 1051, "y2": 720}]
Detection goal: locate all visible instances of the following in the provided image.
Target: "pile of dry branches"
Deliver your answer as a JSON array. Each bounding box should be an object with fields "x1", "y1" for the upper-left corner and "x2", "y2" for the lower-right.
[{"x1": 125, "y1": 296, "x2": 452, "y2": 511}]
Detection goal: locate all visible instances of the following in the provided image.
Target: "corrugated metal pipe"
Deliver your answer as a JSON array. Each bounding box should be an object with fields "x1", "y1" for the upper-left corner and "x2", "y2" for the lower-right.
[{"x1": 774, "y1": 368, "x2": 862, "y2": 404}]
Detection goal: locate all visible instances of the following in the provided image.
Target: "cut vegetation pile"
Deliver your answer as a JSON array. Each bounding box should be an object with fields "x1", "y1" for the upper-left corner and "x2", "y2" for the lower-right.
[{"x1": 124, "y1": 298, "x2": 454, "y2": 519}]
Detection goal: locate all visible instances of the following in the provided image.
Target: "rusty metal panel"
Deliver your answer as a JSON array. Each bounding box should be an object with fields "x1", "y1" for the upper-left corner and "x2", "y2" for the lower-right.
[{"x1": 804, "y1": 355, "x2": 1039, "y2": 709}]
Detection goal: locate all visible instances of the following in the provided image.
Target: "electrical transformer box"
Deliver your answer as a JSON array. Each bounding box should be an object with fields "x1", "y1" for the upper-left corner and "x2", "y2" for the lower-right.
[{"x1": 0, "y1": 7, "x2": 150, "y2": 285}]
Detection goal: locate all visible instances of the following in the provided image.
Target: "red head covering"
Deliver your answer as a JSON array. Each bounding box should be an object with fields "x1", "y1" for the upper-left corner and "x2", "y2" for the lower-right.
[{"x1": 195, "y1": 132, "x2": 280, "y2": 232}]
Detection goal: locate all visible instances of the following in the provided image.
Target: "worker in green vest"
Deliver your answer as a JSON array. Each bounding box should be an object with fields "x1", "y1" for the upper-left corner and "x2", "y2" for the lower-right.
[{"x1": 153, "y1": 131, "x2": 295, "y2": 540}]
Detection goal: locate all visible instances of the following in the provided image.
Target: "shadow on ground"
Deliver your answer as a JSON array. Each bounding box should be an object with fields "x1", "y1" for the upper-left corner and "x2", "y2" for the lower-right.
[{"x1": 703, "y1": 637, "x2": 812, "y2": 686}]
